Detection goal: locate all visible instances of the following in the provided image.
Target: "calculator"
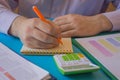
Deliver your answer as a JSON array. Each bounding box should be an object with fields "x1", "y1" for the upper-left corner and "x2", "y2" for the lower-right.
[{"x1": 53, "y1": 53, "x2": 100, "y2": 75}]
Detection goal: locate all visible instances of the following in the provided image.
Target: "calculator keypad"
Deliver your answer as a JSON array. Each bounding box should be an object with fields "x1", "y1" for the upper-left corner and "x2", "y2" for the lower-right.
[
  {"x1": 54, "y1": 53, "x2": 100, "y2": 74},
  {"x1": 55, "y1": 53, "x2": 90, "y2": 68}
]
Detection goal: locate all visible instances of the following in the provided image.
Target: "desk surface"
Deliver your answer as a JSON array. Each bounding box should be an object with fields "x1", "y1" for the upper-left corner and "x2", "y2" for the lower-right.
[{"x1": 0, "y1": 33, "x2": 111, "y2": 80}]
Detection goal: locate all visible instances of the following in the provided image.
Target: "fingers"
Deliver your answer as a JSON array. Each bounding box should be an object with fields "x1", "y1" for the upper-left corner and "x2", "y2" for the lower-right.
[
  {"x1": 21, "y1": 28, "x2": 59, "y2": 49},
  {"x1": 19, "y1": 18, "x2": 61, "y2": 49},
  {"x1": 30, "y1": 19, "x2": 59, "y2": 48},
  {"x1": 54, "y1": 16, "x2": 71, "y2": 27},
  {"x1": 61, "y1": 30, "x2": 76, "y2": 37},
  {"x1": 59, "y1": 24, "x2": 74, "y2": 32},
  {"x1": 54, "y1": 15, "x2": 75, "y2": 36},
  {"x1": 46, "y1": 20, "x2": 61, "y2": 38},
  {"x1": 54, "y1": 17, "x2": 70, "y2": 26},
  {"x1": 32, "y1": 27, "x2": 58, "y2": 44},
  {"x1": 35, "y1": 19, "x2": 60, "y2": 38},
  {"x1": 24, "y1": 37, "x2": 58, "y2": 49},
  {"x1": 54, "y1": 15, "x2": 68, "y2": 22}
]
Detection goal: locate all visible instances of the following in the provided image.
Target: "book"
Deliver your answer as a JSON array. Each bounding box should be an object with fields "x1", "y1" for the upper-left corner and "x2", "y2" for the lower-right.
[
  {"x1": 0, "y1": 43, "x2": 54, "y2": 80},
  {"x1": 53, "y1": 53, "x2": 99, "y2": 75},
  {"x1": 73, "y1": 33, "x2": 120, "y2": 80},
  {"x1": 21, "y1": 38, "x2": 73, "y2": 55}
]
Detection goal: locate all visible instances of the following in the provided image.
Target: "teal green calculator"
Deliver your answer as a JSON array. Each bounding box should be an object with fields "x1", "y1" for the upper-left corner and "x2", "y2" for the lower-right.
[{"x1": 53, "y1": 53, "x2": 100, "y2": 75}]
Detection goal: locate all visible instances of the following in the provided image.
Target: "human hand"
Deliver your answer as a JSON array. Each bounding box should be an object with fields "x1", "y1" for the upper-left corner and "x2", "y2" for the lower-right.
[
  {"x1": 54, "y1": 14, "x2": 112, "y2": 37},
  {"x1": 9, "y1": 16, "x2": 60, "y2": 49}
]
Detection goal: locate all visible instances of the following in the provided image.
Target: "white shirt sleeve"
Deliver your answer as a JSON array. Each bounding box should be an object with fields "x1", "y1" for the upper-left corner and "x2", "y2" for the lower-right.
[
  {"x1": 0, "y1": 1, "x2": 19, "y2": 34},
  {"x1": 103, "y1": 1, "x2": 120, "y2": 31}
]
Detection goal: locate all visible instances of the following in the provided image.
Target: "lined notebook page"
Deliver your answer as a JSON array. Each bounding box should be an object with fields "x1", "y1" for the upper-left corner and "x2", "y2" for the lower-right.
[{"x1": 21, "y1": 38, "x2": 73, "y2": 55}]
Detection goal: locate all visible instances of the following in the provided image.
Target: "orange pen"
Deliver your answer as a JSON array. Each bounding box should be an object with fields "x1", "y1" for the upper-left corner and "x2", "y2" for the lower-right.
[{"x1": 32, "y1": 6, "x2": 63, "y2": 45}]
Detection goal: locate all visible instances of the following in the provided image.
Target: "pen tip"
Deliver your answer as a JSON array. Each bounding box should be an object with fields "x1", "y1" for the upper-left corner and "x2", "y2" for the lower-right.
[{"x1": 58, "y1": 39, "x2": 63, "y2": 45}]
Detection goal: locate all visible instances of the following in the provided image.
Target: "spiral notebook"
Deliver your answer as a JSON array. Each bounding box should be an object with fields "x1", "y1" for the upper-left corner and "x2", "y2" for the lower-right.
[{"x1": 21, "y1": 38, "x2": 73, "y2": 55}]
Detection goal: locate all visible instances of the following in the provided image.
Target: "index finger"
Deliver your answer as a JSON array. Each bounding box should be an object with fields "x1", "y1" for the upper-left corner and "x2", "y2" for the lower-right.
[{"x1": 35, "y1": 19, "x2": 60, "y2": 38}]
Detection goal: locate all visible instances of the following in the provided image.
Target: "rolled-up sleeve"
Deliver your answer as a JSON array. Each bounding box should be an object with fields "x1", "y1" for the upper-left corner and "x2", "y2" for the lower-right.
[
  {"x1": 103, "y1": 1, "x2": 120, "y2": 31},
  {"x1": 0, "y1": 1, "x2": 19, "y2": 34}
]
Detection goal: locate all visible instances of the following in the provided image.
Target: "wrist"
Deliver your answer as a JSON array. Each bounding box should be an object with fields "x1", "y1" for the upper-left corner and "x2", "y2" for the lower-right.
[
  {"x1": 95, "y1": 14, "x2": 113, "y2": 32},
  {"x1": 8, "y1": 16, "x2": 27, "y2": 37}
]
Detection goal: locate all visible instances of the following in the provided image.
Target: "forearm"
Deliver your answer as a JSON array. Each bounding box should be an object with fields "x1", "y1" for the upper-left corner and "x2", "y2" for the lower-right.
[{"x1": 92, "y1": 14, "x2": 113, "y2": 32}]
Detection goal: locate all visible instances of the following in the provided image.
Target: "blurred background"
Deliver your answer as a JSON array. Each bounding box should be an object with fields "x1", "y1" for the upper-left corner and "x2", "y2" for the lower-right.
[{"x1": 106, "y1": 2, "x2": 115, "y2": 12}]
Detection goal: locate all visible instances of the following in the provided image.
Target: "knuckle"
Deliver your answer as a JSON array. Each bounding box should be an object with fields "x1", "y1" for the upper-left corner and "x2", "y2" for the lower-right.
[
  {"x1": 47, "y1": 27, "x2": 53, "y2": 33},
  {"x1": 47, "y1": 27, "x2": 56, "y2": 36},
  {"x1": 30, "y1": 18, "x2": 38, "y2": 25}
]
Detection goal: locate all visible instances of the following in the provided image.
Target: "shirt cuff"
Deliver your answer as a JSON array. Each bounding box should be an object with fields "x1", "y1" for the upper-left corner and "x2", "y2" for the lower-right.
[
  {"x1": 0, "y1": 10, "x2": 19, "y2": 34},
  {"x1": 103, "y1": 10, "x2": 120, "y2": 31}
]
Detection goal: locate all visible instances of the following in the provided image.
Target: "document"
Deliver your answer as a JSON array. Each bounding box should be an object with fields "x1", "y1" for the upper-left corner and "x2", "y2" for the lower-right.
[
  {"x1": 75, "y1": 33, "x2": 120, "y2": 79},
  {"x1": 0, "y1": 43, "x2": 51, "y2": 80}
]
